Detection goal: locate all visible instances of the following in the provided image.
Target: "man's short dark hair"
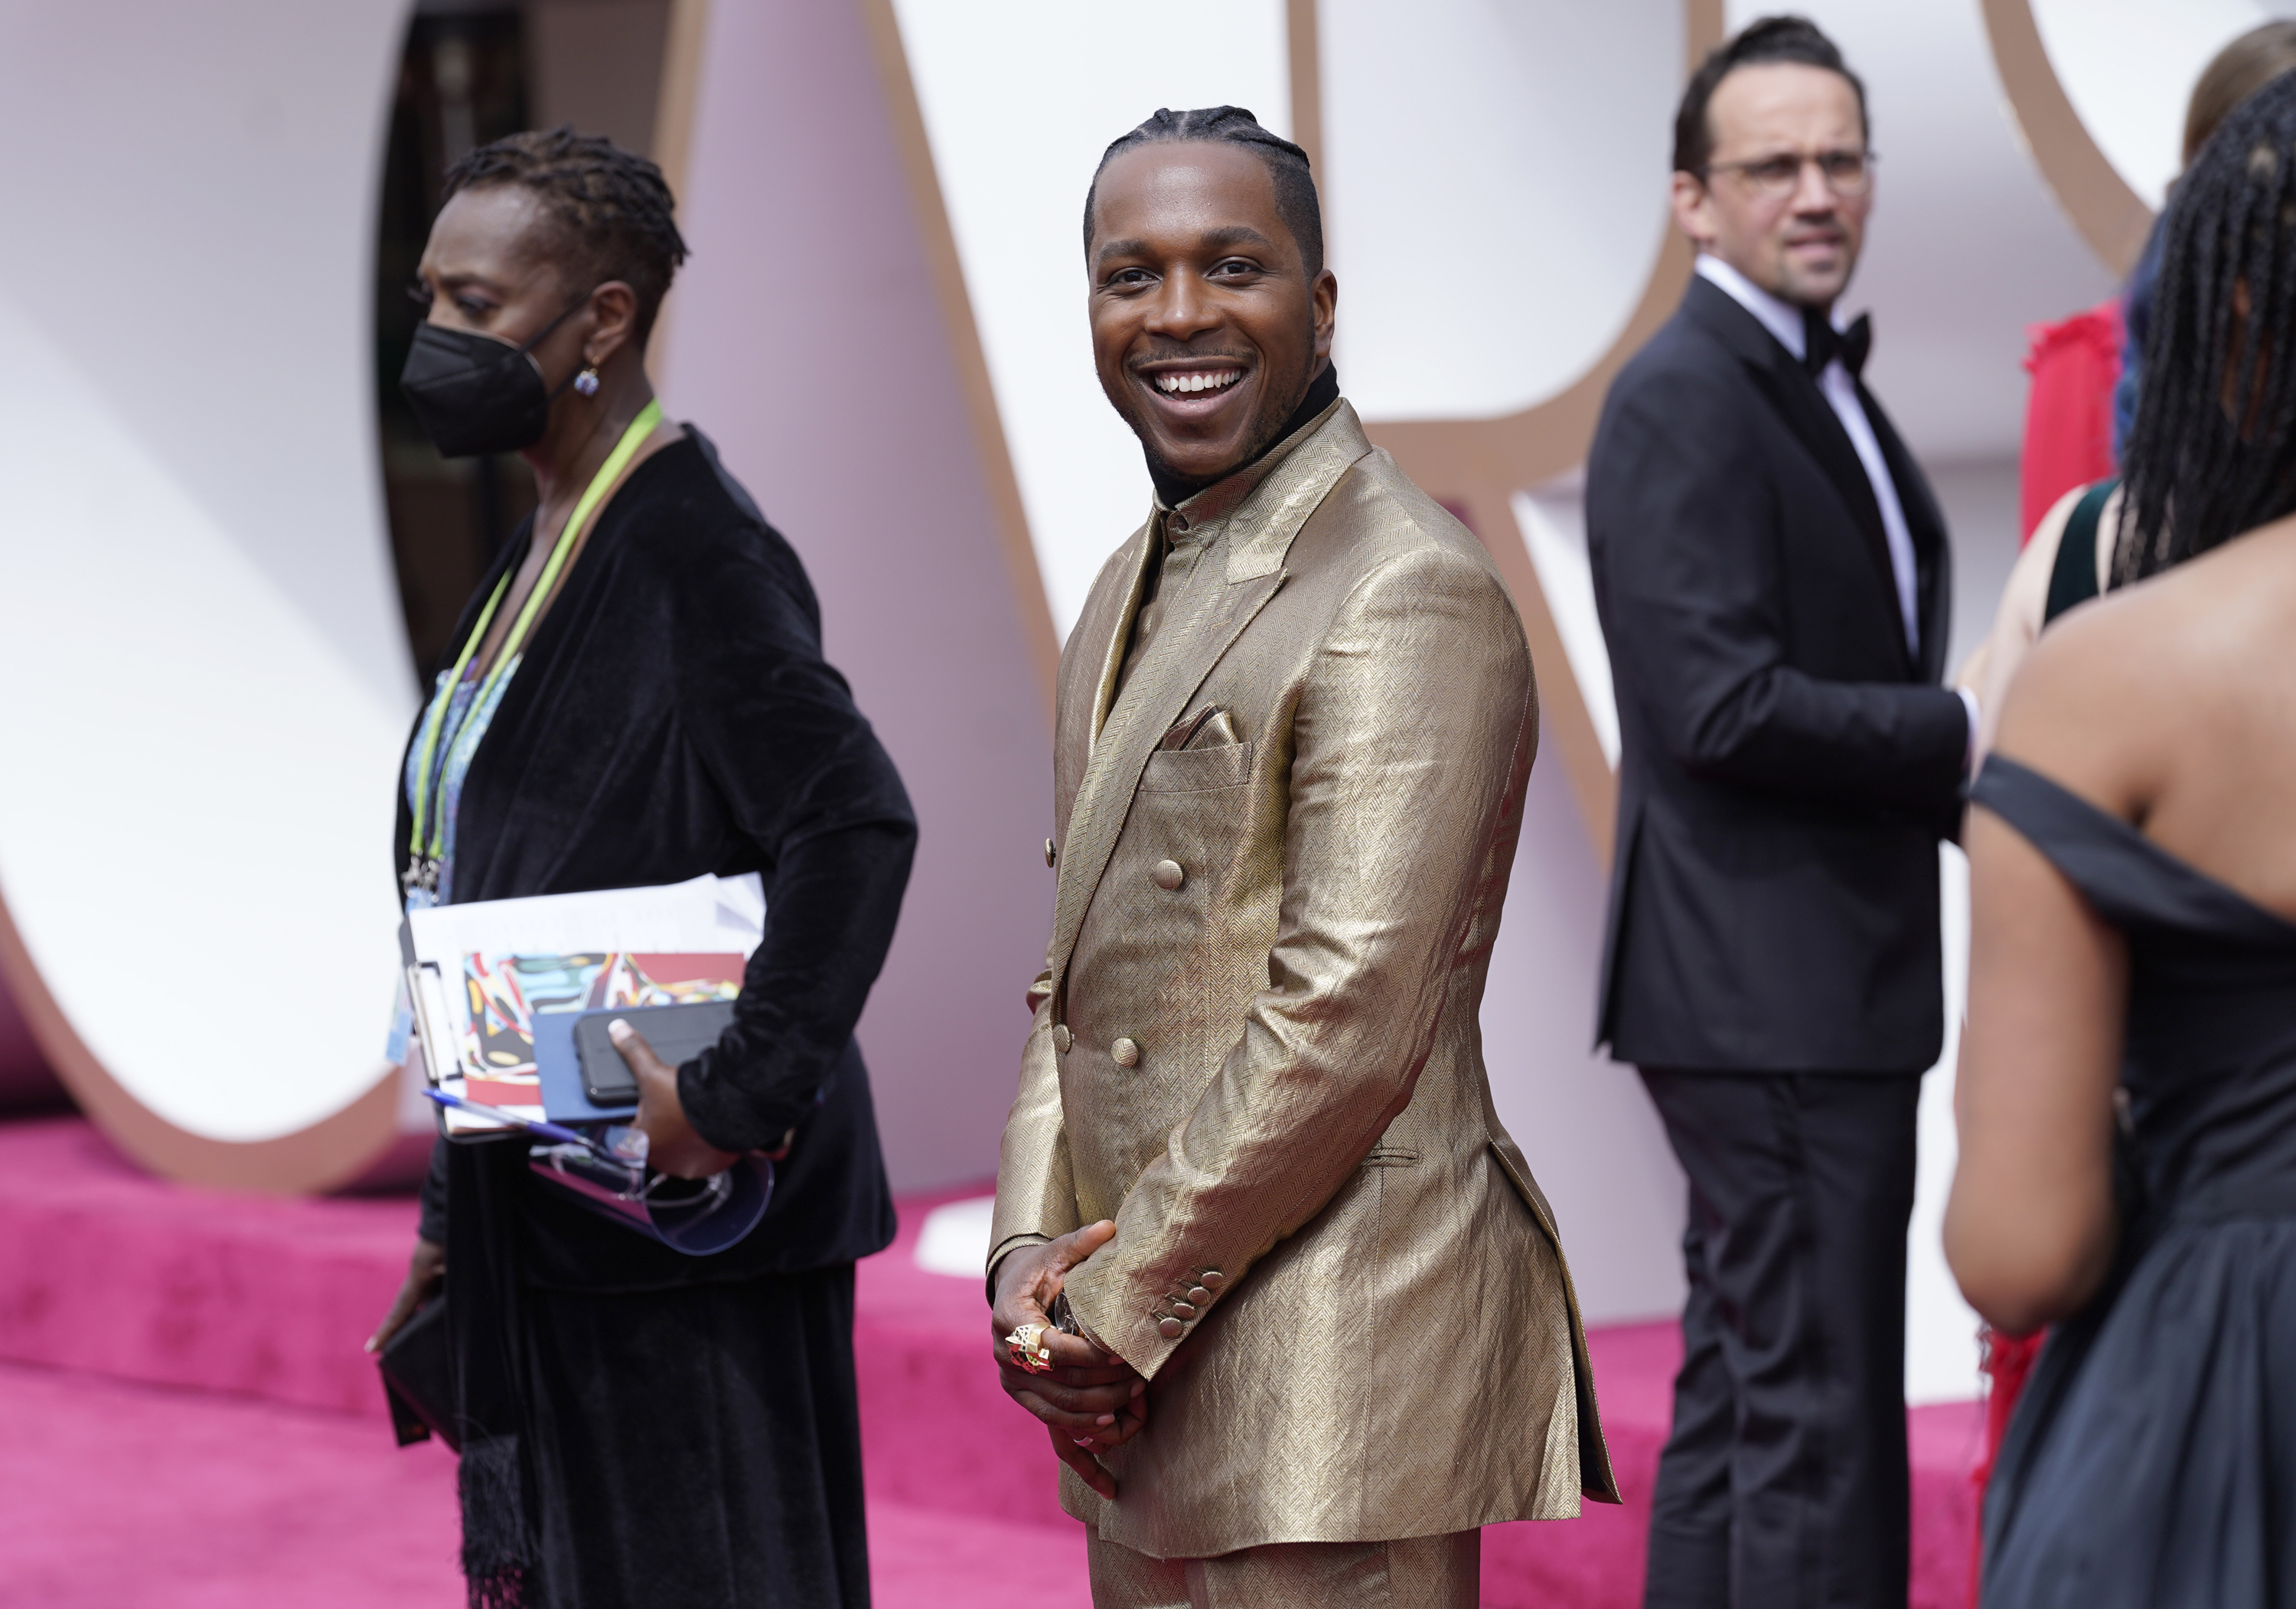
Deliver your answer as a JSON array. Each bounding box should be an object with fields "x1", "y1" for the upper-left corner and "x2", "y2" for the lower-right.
[
  {"x1": 1083, "y1": 106, "x2": 1324, "y2": 280},
  {"x1": 1672, "y1": 15, "x2": 1870, "y2": 177}
]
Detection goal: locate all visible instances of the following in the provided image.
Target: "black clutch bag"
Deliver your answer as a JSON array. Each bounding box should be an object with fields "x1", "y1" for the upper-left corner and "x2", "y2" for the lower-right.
[{"x1": 377, "y1": 1297, "x2": 459, "y2": 1451}]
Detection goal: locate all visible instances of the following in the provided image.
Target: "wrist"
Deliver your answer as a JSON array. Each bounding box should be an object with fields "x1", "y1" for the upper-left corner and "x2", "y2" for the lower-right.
[
  {"x1": 990, "y1": 1244, "x2": 1042, "y2": 1311},
  {"x1": 987, "y1": 1233, "x2": 1055, "y2": 1308}
]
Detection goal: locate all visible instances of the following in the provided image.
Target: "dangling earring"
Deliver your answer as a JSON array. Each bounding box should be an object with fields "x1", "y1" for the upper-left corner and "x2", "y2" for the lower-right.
[{"x1": 573, "y1": 366, "x2": 601, "y2": 397}]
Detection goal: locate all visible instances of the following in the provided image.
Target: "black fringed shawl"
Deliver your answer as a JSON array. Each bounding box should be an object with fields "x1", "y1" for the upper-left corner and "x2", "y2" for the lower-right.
[{"x1": 403, "y1": 430, "x2": 913, "y2": 1604}]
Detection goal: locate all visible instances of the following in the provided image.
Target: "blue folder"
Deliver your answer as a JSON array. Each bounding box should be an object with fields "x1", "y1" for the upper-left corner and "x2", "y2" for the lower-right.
[{"x1": 533, "y1": 1009, "x2": 637, "y2": 1124}]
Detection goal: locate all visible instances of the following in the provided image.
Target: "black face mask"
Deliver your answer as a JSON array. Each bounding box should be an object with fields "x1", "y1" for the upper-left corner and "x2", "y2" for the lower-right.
[{"x1": 399, "y1": 300, "x2": 585, "y2": 458}]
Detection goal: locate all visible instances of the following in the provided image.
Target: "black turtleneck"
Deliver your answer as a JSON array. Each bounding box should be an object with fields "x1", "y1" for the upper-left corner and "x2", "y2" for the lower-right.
[{"x1": 1146, "y1": 360, "x2": 1341, "y2": 508}]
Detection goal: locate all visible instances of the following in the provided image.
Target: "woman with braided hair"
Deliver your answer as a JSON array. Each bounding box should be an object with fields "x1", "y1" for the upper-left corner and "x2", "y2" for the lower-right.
[
  {"x1": 363, "y1": 128, "x2": 913, "y2": 1608},
  {"x1": 1947, "y1": 71, "x2": 2296, "y2": 1607}
]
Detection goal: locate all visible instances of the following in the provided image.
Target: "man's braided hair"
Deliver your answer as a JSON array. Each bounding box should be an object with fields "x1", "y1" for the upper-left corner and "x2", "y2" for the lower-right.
[
  {"x1": 1082, "y1": 107, "x2": 1323, "y2": 280},
  {"x1": 2118, "y1": 70, "x2": 2296, "y2": 581},
  {"x1": 442, "y1": 125, "x2": 688, "y2": 340}
]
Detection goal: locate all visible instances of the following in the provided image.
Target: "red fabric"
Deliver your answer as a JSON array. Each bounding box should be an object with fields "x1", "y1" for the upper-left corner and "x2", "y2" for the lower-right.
[
  {"x1": 1967, "y1": 1327, "x2": 2047, "y2": 1604},
  {"x1": 2019, "y1": 302, "x2": 2122, "y2": 542}
]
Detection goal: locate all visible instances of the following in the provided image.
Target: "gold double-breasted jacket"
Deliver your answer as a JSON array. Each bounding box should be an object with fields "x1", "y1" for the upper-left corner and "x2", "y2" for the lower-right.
[{"x1": 990, "y1": 400, "x2": 1617, "y2": 1559}]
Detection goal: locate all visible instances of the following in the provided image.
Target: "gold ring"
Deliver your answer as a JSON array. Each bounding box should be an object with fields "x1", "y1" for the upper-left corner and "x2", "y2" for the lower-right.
[{"x1": 1004, "y1": 1323, "x2": 1054, "y2": 1374}]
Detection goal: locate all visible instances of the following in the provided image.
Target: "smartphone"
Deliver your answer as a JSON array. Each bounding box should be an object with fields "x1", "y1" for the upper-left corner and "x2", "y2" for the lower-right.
[{"x1": 573, "y1": 1000, "x2": 739, "y2": 1105}]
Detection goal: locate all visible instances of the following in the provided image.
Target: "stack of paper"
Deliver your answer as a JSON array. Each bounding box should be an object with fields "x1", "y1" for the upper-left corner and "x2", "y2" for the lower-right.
[{"x1": 405, "y1": 875, "x2": 765, "y2": 1136}]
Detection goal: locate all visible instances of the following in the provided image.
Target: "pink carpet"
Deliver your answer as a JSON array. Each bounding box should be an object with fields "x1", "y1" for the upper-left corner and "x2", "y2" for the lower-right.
[{"x1": 0, "y1": 1117, "x2": 1980, "y2": 1606}]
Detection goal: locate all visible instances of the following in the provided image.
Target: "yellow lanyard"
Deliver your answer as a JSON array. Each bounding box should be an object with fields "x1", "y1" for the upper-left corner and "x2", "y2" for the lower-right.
[{"x1": 405, "y1": 399, "x2": 664, "y2": 890}]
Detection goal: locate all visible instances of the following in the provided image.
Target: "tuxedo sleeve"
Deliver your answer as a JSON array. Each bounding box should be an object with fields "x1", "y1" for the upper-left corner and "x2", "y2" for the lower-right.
[{"x1": 1590, "y1": 366, "x2": 1967, "y2": 813}]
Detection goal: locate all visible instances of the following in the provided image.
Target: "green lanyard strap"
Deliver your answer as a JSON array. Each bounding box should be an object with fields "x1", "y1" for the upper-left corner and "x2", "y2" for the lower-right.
[{"x1": 405, "y1": 399, "x2": 665, "y2": 888}]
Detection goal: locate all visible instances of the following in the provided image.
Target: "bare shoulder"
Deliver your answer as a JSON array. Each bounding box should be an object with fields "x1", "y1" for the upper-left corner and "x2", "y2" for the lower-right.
[
  {"x1": 1997, "y1": 513, "x2": 2296, "y2": 817},
  {"x1": 2015, "y1": 484, "x2": 2082, "y2": 601}
]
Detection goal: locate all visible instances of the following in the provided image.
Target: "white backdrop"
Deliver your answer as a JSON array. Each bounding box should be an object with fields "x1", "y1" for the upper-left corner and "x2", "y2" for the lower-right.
[
  {"x1": 887, "y1": 1, "x2": 2138, "y2": 1405},
  {"x1": 0, "y1": 2, "x2": 2233, "y2": 1370},
  {"x1": 1322, "y1": 0, "x2": 1681, "y2": 422},
  {"x1": 2035, "y1": 0, "x2": 2296, "y2": 208},
  {"x1": 0, "y1": 1, "x2": 413, "y2": 1148},
  {"x1": 891, "y1": 0, "x2": 1292, "y2": 634}
]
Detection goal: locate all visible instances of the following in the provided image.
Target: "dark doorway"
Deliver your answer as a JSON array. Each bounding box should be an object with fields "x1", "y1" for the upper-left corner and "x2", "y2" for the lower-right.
[{"x1": 374, "y1": 0, "x2": 670, "y2": 686}]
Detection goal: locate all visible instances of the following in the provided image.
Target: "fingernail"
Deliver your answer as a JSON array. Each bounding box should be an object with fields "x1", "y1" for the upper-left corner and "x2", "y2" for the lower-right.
[
  {"x1": 1131, "y1": 1379, "x2": 1145, "y2": 1396},
  {"x1": 1096, "y1": 1414, "x2": 1114, "y2": 1425},
  {"x1": 608, "y1": 1019, "x2": 631, "y2": 1041}
]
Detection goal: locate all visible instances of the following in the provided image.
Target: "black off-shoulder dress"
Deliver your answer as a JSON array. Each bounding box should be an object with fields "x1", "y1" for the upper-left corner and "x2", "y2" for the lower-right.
[
  {"x1": 1971, "y1": 756, "x2": 2296, "y2": 1607},
  {"x1": 401, "y1": 430, "x2": 915, "y2": 1609}
]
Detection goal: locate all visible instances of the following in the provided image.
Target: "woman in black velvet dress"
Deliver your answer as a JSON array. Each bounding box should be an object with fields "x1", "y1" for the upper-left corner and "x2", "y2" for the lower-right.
[
  {"x1": 1948, "y1": 78, "x2": 2296, "y2": 1607},
  {"x1": 365, "y1": 129, "x2": 912, "y2": 1609}
]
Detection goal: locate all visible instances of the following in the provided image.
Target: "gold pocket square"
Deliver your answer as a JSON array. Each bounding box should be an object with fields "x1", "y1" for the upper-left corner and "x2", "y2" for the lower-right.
[{"x1": 1162, "y1": 705, "x2": 1239, "y2": 751}]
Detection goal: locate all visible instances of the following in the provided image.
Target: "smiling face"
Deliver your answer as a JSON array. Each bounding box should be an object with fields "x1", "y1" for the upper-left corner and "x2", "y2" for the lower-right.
[
  {"x1": 1672, "y1": 61, "x2": 1870, "y2": 309},
  {"x1": 1087, "y1": 141, "x2": 1336, "y2": 490}
]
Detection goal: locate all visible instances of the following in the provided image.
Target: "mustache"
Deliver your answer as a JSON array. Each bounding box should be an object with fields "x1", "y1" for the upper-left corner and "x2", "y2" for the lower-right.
[{"x1": 1128, "y1": 345, "x2": 1256, "y2": 371}]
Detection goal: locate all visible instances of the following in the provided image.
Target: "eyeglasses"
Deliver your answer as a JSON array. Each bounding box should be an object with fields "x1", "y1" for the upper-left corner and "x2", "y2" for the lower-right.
[{"x1": 1701, "y1": 148, "x2": 1877, "y2": 198}]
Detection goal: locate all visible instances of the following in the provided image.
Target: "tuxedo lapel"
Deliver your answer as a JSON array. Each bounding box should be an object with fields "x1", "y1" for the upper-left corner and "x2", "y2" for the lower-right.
[
  {"x1": 1859, "y1": 383, "x2": 1953, "y2": 682},
  {"x1": 1685, "y1": 278, "x2": 1909, "y2": 675}
]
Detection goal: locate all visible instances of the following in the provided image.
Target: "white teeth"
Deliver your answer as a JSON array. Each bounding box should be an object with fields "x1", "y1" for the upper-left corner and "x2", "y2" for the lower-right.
[{"x1": 1157, "y1": 371, "x2": 1238, "y2": 395}]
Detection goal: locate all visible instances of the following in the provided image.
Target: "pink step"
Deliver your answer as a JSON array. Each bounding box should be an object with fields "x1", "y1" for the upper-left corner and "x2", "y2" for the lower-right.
[
  {"x1": 0, "y1": 1118, "x2": 1981, "y2": 1605},
  {"x1": 0, "y1": 1357, "x2": 1091, "y2": 1608},
  {"x1": 0, "y1": 1118, "x2": 419, "y2": 1417}
]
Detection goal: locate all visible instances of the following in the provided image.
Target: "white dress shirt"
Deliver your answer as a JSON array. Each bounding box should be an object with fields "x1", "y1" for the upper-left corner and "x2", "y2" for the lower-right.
[{"x1": 1694, "y1": 253, "x2": 1978, "y2": 755}]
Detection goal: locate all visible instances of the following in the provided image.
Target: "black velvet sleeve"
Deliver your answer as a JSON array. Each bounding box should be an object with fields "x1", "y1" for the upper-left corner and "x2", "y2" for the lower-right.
[
  {"x1": 668, "y1": 523, "x2": 918, "y2": 1154},
  {"x1": 419, "y1": 1136, "x2": 448, "y2": 1246}
]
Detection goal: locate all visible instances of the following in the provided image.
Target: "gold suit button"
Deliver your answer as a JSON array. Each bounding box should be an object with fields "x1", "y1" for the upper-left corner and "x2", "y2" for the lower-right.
[
  {"x1": 1186, "y1": 1285, "x2": 1212, "y2": 1306},
  {"x1": 1052, "y1": 1024, "x2": 1073, "y2": 1054},
  {"x1": 1199, "y1": 1270, "x2": 1226, "y2": 1291},
  {"x1": 1111, "y1": 1037, "x2": 1141, "y2": 1068},
  {"x1": 1171, "y1": 1301, "x2": 1197, "y2": 1319},
  {"x1": 1151, "y1": 858, "x2": 1185, "y2": 890},
  {"x1": 1045, "y1": 837, "x2": 1057, "y2": 868},
  {"x1": 1157, "y1": 1317, "x2": 1186, "y2": 1340}
]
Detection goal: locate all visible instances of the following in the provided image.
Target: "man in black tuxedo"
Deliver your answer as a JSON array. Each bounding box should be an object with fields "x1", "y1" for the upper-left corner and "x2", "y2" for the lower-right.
[{"x1": 1585, "y1": 18, "x2": 1975, "y2": 1609}]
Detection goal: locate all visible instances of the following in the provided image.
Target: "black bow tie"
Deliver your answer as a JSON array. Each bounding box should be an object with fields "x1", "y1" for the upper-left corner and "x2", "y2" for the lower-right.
[{"x1": 1802, "y1": 310, "x2": 1872, "y2": 379}]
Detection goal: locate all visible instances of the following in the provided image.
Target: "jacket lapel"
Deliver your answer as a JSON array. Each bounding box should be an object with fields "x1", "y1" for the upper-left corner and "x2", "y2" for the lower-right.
[
  {"x1": 1091, "y1": 522, "x2": 1160, "y2": 748},
  {"x1": 1685, "y1": 278, "x2": 1910, "y2": 676},
  {"x1": 1045, "y1": 403, "x2": 1373, "y2": 1000},
  {"x1": 1860, "y1": 382, "x2": 1953, "y2": 683}
]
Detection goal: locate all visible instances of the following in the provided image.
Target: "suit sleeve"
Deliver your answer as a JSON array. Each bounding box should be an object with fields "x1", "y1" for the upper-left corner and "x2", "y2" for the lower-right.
[
  {"x1": 1061, "y1": 545, "x2": 1536, "y2": 1376},
  {"x1": 983, "y1": 962, "x2": 1078, "y2": 1301},
  {"x1": 669, "y1": 527, "x2": 918, "y2": 1153},
  {"x1": 986, "y1": 546, "x2": 1146, "y2": 1299},
  {"x1": 1589, "y1": 368, "x2": 1966, "y2": 813}
]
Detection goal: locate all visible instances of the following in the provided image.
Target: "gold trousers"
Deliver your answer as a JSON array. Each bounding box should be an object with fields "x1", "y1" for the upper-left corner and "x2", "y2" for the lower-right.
[{"x1": 1085, "y1": 1529, "x2": 1479, "y2": 1609}]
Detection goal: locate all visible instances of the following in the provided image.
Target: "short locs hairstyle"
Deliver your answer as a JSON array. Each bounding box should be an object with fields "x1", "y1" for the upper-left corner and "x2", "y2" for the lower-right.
[
  {"x1": 1082, "y1": 106, "x2": 1324, "y2": 281},
  {"x1": 2118, "y1": 70, "x2": 2296, "y2": 581},
  {"x1": 442, "y1": 126, "x2": 689, "y2": 340},
  {"x1": 1673, "y1": 15, "x2": 1869, "y2": 177}
]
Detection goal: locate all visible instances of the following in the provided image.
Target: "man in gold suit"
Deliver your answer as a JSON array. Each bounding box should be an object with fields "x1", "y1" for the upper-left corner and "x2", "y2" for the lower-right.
[{"x1": 986, "y1": 106, "x2": 1617, "y2": 1608}]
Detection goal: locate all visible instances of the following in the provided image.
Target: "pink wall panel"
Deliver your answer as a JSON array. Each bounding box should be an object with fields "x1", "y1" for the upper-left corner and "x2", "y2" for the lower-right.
[{"x1": 660, "y1": 0, "x2": 1054, "y2": 1191}]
